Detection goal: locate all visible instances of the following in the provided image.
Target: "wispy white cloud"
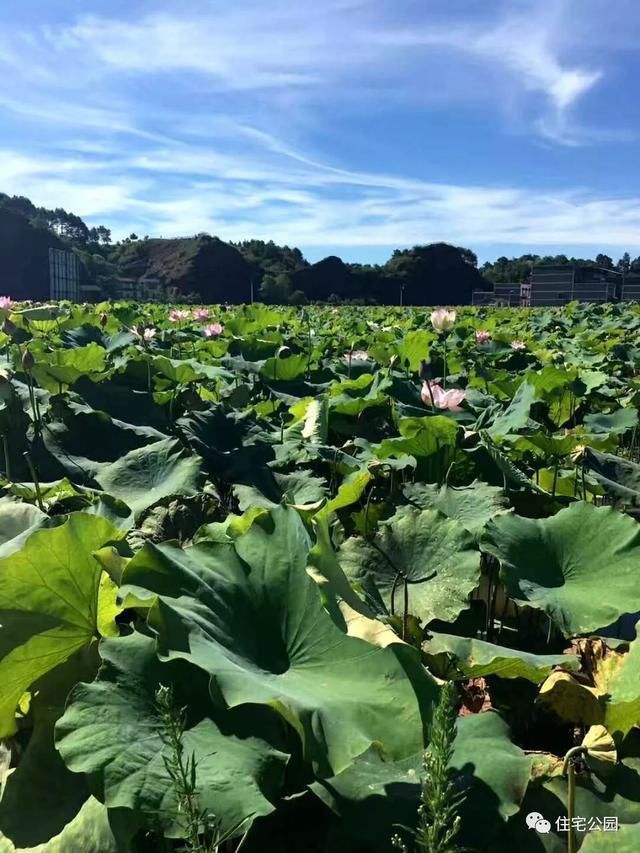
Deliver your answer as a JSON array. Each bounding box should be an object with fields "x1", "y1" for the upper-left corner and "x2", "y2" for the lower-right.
[
  {"x1": 3, "y1": 143, "x2": 640, "y2": 252},
  {"x1": 0, "y1": 0, "x2": 617, "y2": 143}
]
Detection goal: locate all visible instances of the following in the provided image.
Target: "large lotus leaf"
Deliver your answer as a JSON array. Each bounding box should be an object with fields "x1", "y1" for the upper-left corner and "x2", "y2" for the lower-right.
[
  {"x1": 396, "y1": 329, "x2": 434, "y2": 372},
  {"x1": 526, "y1": 365, "x2": 581, "y2": 427},
  {"x1": 329, "y1": 372, "x2": 391, "y2": 417},
  {"x1": 121, "y1": 506, "x2": 436, "y2": 776},
  {"x1": 260, "y1": 353, "x2": 307, "y2": 382},
  {"x1": 306, "y1": 514, "x2": 399, "y2": 646},
  {"x1": 487, "y1": 378, "x2": 541, "y2": 438},
  {"x1": 452, "y1": 711, "x2": 532, "y2": 848},
  {"x1": 0, "y1": 501, "x2": 48, "y2": 558},
  {"x1": 152, "y1": 355, "x2": 231, "y2": 385},
  {"x1": 234, "y1": 470, "x2": 327, "y2": 512},
  {"x1": 423, "y1": 632, "x2": 580, "y2": 683},
  {"x1": 376, "y1": 416, "x2": 459, "y2": 461},
  {"x1": 312, "y1": 710, "x2": 530, "y2": 851},
  {"x1": 0, "y1": 513, "x2": 124, "y2": 736},
  {"x1": 72, "y1": 376, "x2": 168, "y2": 430},
  {"x1": 338, "y1": 506, "x2": 481, "y2": 625},
  {"x1": 581, "y1": 448, "x2": 640, "y2": 504},
  {"x1": 95, "y1": 438, "x2": 204, "y2": 518},
  {"x1": 37, "y1": 410, "x2": 168, "y2": 483},
  {"x1": 56, "y1": 632, "x2": 287, "y2": 838},
  {"x1": 0, "y1": 649, "x2": 97, "y2": 847},
  {"x1": 31, "y1": 343, "x2": 108, "y2": 393},
  {"x1": 476, "y1": 432, "x2": 547, "y2": 494},
  {"x1": 403, "y1": 481, "x2": 509, "y2": 540},
  {"x1": 584, "y1": 407, "x2": 638, "y2": 435},
  {"x1": 482, "y1": 502, "x2": 640, "y2": 636},
  {"x1": 511, "y1": 433, "x2": 579, "y2": 461},
  {"x1": 0, "y1": 798, "x2": 120, "y2": 853}
]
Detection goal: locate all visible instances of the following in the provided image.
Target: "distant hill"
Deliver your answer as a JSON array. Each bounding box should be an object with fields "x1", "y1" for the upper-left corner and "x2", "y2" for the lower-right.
[
  {"x1": 113, "y1": 235, "x2": 255, "y2": 303},
  {"x1": 2, "y1": 191, "x2": 638, "y2": 304}
]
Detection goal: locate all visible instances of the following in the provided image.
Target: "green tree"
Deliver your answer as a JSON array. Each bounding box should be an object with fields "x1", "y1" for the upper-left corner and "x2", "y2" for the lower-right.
[{"x1": 259, "y1": 273, "x2": 292, "y2": 304}]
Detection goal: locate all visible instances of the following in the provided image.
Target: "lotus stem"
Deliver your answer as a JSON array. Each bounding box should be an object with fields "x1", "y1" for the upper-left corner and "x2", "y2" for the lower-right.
[
  {"x1": 442, "y1": 334, "x2": 448, "y2": 388},
  {"x1": 562, "y1": 745, "x2": 584, "y2": 853},
  {"x1": 23, "y1": 451, "x2": 44, "y2": 511},
  {"x1": 1, "y1": 433, "x2": 11, "y2": 481},
  {"x1": 402, "y1": 577, "x2": 409, "y2": 641},
  {"x1": 424, "y1": 378, "x2": 436, "y2": 411},
  {"x1": 551, "y1": 460, "x2": 559, "y2": 499}
]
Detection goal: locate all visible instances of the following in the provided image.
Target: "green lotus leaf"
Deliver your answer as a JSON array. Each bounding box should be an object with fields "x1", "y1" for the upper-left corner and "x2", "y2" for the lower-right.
[
  {"x1": 584, "y1": 407, "x2": 638, "y2": 435},
  {"x1": 121, "y1": 506, "x2": 436, "y2": 775},
  {"x1": 260, "y1": 353, "x2": 307, "y2": 382},
  {"x1": 423, "y1": 632, "x2": 580, "y2": 683},
  {"x1": 316, "y1": 468, "x2": 372, "y2": 520},
  {"x1": 403, "y1": 481, "x2": 509, "y2": 540},
  {"x1": 0, "y1": 798, "x2": 120, "y2": 853},
  {"x1": 396, "y1": 329, "x2": 434, "y2": 372},
  {"x1": 32, "y1": 343, "x2": 108, "y2": 392},
  {"x1": 487, "y1": 378, "x2": 541, "y2": 438},
  {"x1": 0, "y1": 513, "x2": 124, "y2": 736},
  {"x1": 376, "y1": 416, "x2": 459, "y2": 460},
  {"x1": 581, "y1": 447, "x2": 640, "y2": 504},
  {"x1": 0, "y1": 501, "x2": 48, "y2": 558},
  {"x1": 95, "y1": 438, "x2": 205, "y2": 519},
  {"x1": 234, "y1": 470, "x2": 327, "y2": 512},
  {"x1": 329, "y1": 372, "x2": 390, "y2": 416},
  {"x1": 56, "y1": 632, "x2": 288, "y2": 838},
  {"x1": 338, "y1": 506, "x2": 481, "y2": 625},
  {"x1": 0, "y1": 649, "x2": 97, "y2": 848},
  {"x1": 482, "y1": 502, "x2": 640, "y2": 636},
  {"x1": 526, "y1": 365, "x2": 581, "y2": 427},
  {"x1": 312, "y1": 710, "x2": 530, "y2": 851},
  {"x1": 152, "y1": 355, "x2": 231, "y2": 384}
]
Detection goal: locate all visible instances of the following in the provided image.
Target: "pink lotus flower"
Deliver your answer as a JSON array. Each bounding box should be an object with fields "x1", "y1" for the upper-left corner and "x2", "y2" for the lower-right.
[
  {"x1": 475, "y1": 330, "x2": 491, "y2": 343},
  {"x1": 421, "y1": 381, "x2": 465, "y2": 412},
  {"x1": 193, "y1": 308, "x2": 209, "y2": 321},
  {"x1": 169, "y1": 309, "x2": 191, "y2": 322},
  {"x1": 204, "y1": 322, "x2": 223, "y2": 337},
  {"x1": 511, "y1": 340, "x2": 527, "y2": 351},
  {"x1": 430, "y1": 308, "x2": 456, "y2": 333},
  {"x1": 0, "y1": 296, "x2": 14, "y2": 310},
  {"x1": 143, "y1": 327, "x2": 157, "y2": 342}
]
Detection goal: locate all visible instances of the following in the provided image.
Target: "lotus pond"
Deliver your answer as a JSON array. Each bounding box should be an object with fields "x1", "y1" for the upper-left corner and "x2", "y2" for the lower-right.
[{"x1": 1, "y1": 299, "x2": 640, "y2": 852}]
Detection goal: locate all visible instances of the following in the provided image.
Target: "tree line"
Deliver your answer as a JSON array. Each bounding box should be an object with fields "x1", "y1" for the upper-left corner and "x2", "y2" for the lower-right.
[{"x1": 2, "y1": 192, "x2": 639, "y2": 305}]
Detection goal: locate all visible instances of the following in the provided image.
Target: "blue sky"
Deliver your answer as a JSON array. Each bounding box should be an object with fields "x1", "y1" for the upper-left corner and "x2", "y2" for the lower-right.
[{"x1": 1, "y1": 0, "x2": 639, "y2": 264}]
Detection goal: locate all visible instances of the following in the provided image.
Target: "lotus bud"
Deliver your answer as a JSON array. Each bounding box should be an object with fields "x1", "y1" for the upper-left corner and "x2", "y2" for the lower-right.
[
  {"x1": 1, "y1": 318, "x2": 16, "y2": 336},
  {"x1": 22, "y1": 349, "x2": 35, "y2": 372},
  {"x1": 430, "y1": 308, "x2": 456, "y2": 333},
  {"x1": 99, "y1": 312, "x2": 108, "y2": 327}
]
